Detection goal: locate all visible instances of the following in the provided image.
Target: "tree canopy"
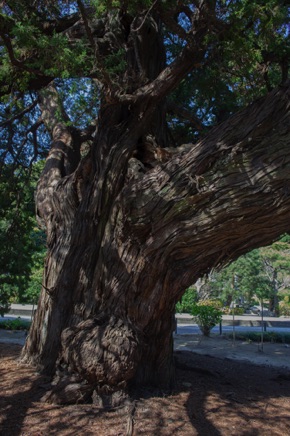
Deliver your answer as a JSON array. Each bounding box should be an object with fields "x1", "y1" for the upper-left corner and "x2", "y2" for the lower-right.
[{"x1": 1, "y1": 0, "x2": 290, "y2": 162}]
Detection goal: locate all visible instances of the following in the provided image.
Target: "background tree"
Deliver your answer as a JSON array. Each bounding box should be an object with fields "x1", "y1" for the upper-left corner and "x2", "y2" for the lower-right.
[
  {"x1": 183, "y1": 243, "x2": 290, "y2": 316},
  {"x1": 210, "y1": 251, "x2": 271, "y2": 307},
  {"x1": 1, "y1": 0, "x2": 290, "y2": 405},
  {"x1": 0, "y1": 162, "x2": 45, "y2": 310},
  {"x1": 176, "y1": 286, "x2": 198, "y2": 314},
  {"x1": 205, "y1": 239, "x2": 290, "y2": 316},
  {"x1": 259, "y1": 236, "x2": 290, "y2": 315}
]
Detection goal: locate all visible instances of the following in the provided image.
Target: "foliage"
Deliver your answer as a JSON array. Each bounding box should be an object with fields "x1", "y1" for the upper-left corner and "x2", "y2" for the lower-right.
[
  {"x1": 198, "y1": 237, "x2": 290, "y2": 315},
  {"x1": 0, "y1": 317, "x2": 30, "y2": 330},
  {"x1": 0, "y1": 7, "x2": 91, "y2": 88},
  {"x1": 192, "y1": 301, "x2": 222, "y2": 337},
  {"x1": 225, "y1": 331, "x2": 290, "y2": 344},
  {"x1": 279, "y1": 296, "x2": 290, "y2": 316},
  {"x1": 198, "y1": 299, "x2": 223, "y2": 310},
  {"x1": 0, "y1": 0, "x2": 289, "y2": 158},
  {"x1": 204, "y1": 235, "x2": 290, "y2": 316},
  {"x1": 210, "y1": 250, "x2": 276, "y2": 308},
  {"x1": 179, "y1": 234, "x2": 290, "y2": 317},
  {"x1": 0, "y1": 287, "x2": 10, "y2": 316},
  {"x1": 0, "y1": 161, "x2": 45, "y2": 306},
  {"x1": 176, "y1": 287, "x2": 198, "y2": 314},
  {"x1": 259, "y1": 236, "x2": 290, "y2": 314},
  {"x1": 21, "y1": 227, "x2": 46, "y2": 304},
  {"x1": 1, "y1": 1, "x2": 289, "y2": 140},
  {"x1": 166, "y1": 0, "x2": 290, "y2": 143},
  {"x1": 224, "y1": 307, "x2": 245, "y2": 315},
  {"x1": 0, "y1": 167, "x2": 34, "y2": 306}
]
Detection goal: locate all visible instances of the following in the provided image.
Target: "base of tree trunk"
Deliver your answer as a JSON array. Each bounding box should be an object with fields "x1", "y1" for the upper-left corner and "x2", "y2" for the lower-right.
[
  {"x1": 42, "y1": 375, "x2": 94, "y2": 405},
  {"x1": 41, "y1": 370, "x2": 175, "y2": 408},
  {"x1": 30, "y1": 313, "x2": 176, "y2": 406},
  {"x1": 42, "y1": 376, "x2": 131, "y2": 408}
]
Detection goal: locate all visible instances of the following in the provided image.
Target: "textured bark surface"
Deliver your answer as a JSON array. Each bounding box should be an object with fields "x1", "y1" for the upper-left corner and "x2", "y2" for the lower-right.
[{"x1": 19, "y1": 9, "x2": 290, "y2": 403}]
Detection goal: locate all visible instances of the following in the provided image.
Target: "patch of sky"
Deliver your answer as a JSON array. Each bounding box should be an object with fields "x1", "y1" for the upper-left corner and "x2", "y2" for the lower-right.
[{"x1": 177, "y1": 12, "x2": 191, "y2": 32}]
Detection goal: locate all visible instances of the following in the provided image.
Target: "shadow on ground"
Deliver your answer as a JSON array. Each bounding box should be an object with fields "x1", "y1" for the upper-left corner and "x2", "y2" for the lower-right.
[{"x1": 1, "y1": 340, "x2": 290, "y2": 435}]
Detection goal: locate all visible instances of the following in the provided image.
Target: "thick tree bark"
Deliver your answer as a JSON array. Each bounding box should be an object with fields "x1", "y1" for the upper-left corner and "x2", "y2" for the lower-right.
[
  {"x1": 21, "y1": 80, "x2": 290, "y2": 403},
  {"x1": 19, "y1": 8, "x2": 290, "y2": 404}
]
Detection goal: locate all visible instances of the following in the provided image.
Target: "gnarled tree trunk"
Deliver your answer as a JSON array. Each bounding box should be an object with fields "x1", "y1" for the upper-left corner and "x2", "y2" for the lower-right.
[
  {"x1": 22, "y1": 80, "x2": 290, "y2": 403},
  {"x1": 20, "y1": 9, "x2": 290, "y2": 404}
]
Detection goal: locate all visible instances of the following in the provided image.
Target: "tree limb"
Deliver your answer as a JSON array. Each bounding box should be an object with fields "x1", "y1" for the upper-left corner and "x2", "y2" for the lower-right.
[
  {"x1": 117, "y1": 2, "x2": 228, "y2": 105},
  {"x1": 0, "y1": 99, "x2": 39, "y2": 128},
  {"x1": 76, "y1": 0, "x2": 113, "y2": 90},
  {"x1": 123, "y1": 81, "x2": 290, "y2": 289},
  {"x1": 167, "y1": 101, "x2": 205, "y2": 131}
]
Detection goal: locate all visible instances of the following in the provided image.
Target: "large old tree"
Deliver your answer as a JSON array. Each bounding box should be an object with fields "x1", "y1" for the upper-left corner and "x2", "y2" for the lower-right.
[{"x1": 1, "y1": 0, "x2": 290, "y2": 403}]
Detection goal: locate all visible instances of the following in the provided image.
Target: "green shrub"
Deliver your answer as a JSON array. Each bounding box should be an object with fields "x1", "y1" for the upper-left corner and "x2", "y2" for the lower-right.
[
  {"x1": 279, "y1": 298, "x2": 290, "y2": 316},
  {"x1": 198, "y1": 299, "x2": 223, "y2": 309},
  {"x1": 224, "y1": 307, "x2": 245, "y2": 315},
  {"x1": 0, "y1": 317, "x2": 30, "y2": 330},
  {"x1": 176, "y1": 288, "x2": 198, "y2": 313},
  {"x1": 225, "y1": 331, "x2": 290, "y2": 343},
  {"x1": 192, "y1": 301, "x2": 222, "y2": 337}
]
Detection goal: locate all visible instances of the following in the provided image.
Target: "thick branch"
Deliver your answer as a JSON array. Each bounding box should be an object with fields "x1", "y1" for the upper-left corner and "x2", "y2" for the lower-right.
[
  {"x1": 137, "y1": 46, "x2": 204, "y2": 99},
  {"x1": 36, "y1": 83, "x2": 81, "y2": 226},
  {"x1": 122, "y1": 82, "x2": 290, "y2": 301},
  {"x1": 0, "y1": 31, "x2": 50, "y2": 77},
  {"x1": 118, "y1": 3, "x2": 227, "y2": 105},
  {"x1": 116, "y1": 45, "x2": 205, "y2": 108},
  {"x1": 76, "y1": 0, "x2": 113, "y2": 90}
]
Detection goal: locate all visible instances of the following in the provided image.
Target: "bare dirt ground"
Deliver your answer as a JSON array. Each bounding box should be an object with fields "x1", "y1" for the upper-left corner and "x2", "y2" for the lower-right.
[{"x1": 1, "y1": 339, "x2": 290, "y2": 436}]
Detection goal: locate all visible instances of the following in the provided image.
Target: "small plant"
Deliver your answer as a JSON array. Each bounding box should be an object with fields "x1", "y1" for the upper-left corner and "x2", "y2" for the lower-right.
[{"x1": 192, "y1": 301, "x2": 222, "y2": 337}]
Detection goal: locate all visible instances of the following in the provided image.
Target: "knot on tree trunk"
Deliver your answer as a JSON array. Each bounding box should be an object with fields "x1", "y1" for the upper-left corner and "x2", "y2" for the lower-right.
[{"x1": 60, "y1": 316, "x2": 141, "y2": 388}]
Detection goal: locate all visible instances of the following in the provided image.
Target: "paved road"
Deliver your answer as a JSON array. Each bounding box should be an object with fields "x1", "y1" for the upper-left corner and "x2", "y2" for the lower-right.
[
  {"x1": 1, "y1": 313, "x2": 290, "y2": 335},
  {"x1": 0, "y1": 314, "x2": 31, "y2": 321},
  {"x1": 2, "y1": 307, "x2": 290, "y2": 337}
]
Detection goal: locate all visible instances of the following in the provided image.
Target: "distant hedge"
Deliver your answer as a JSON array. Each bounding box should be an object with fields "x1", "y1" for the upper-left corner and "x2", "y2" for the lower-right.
[{"x1": 225, "y1": 331, "x2": 290, "y2": 343}]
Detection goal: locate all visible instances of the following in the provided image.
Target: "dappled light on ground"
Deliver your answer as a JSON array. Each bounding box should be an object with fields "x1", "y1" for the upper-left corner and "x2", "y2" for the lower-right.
[{"x1": 1, "y1": 344, "x2": 290, "y2": 435}]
